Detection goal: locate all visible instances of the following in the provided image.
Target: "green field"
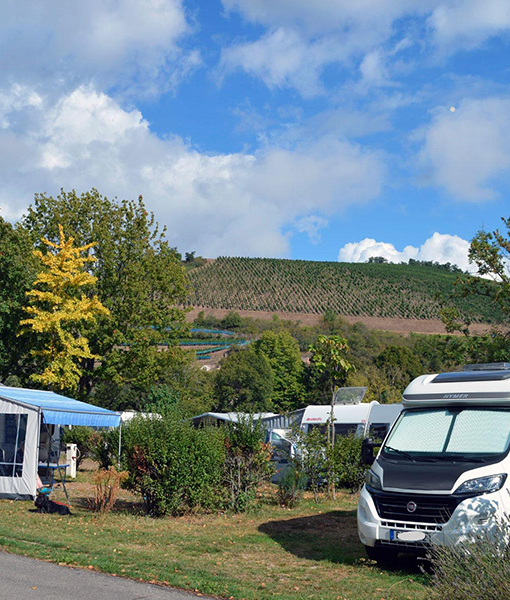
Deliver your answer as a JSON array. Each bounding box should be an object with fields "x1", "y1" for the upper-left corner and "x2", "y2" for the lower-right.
[
  {"x1": 0, "y1": 476, "x2": 429, "y2": 600},
  {"x1": 187, "y1": 257, "x2": 501, "y2": 323}
]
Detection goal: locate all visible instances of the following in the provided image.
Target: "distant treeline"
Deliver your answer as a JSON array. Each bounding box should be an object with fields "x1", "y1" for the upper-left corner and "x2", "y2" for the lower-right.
[{"x1": 367, "y1": 255, "x2": 464, "y2": 273}]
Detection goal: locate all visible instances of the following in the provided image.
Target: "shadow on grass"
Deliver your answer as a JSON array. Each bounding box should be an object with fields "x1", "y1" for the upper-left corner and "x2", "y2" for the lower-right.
[
  {"x1": 258, "y1": 509, "x2": 427, "y2": 574},
  {"x1": 70, "y1": 495, "x2": 146, "y2": 515}
]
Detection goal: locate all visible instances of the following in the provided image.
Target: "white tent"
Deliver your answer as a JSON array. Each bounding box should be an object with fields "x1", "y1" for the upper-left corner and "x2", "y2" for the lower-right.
[{"x1": 0, "y1": 386, "x2": 120, "y2": 500}]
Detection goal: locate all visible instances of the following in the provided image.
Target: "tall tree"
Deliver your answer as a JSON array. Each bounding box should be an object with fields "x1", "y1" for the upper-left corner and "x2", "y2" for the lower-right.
[
  {"x1": 308, "y1": 334, "x2": 354, "y2": 499},
  {"x1": 0, "y1": 217, "x2": 38, "y2": 383},
  {"x1": 20, "y1": 225, "x2": 109, "y2": 391},
  {"x1": 22, "y1": 189, "x2": 189, "y2": 399},
  {"x1": 375, "y1": 346, "x2": 422, "y2": 392},
  {"x1": 307, "y1": 335, "x2": 354, "y2": 402},
  {"x1": 462, "y1": 217, "x2": 510, "y2": 321},
  {"x1": 440, "y1": 216, "x2": 510, "y2": 363},
  {"x1": 214, "y1": 347, "x2": 274, "y2": 412},
  {"x1": 254, "y1": 330, "x2": 305, "y2": 412}
]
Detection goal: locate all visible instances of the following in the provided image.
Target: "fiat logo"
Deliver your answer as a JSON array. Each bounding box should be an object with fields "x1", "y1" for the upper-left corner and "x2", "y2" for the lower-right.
[{"x1": 407, "y1": 501, "x2": 417, "y2": 513}]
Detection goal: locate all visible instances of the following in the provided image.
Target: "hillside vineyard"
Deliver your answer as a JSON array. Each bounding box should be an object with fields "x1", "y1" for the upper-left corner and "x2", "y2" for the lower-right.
[{"x1": 186, "y1": 257, "x2": 502, "y2": 323}]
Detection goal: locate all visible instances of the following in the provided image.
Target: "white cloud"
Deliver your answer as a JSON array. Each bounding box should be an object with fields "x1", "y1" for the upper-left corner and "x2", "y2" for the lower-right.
[
  {"x1": 338, "y1": 232, "x2": 471, "y2": 271},
  {"x1": 416, "y1": 97, "x2": 510, "y2": 201},
  {"x1": 220, "y1": 28, "x2": 343, "y2": 98},
  {"x1": 295, "y1": 215, "x2": 329, "y2": 244},
  {"x1": 429, "y1": 0, "x2": 510, "y2": 51},
  {"x1": 0, "y1": 86, "x2": 384, "y2": 257},
  {"x1": 0, "y1": 0, "x2": 199, "y2": 98},
  {"x1": 220, "y1": 1, "x2": 510, "y2": 96}
]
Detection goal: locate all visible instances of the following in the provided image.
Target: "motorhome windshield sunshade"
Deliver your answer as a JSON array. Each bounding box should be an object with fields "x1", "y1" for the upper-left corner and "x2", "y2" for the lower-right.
[{"x1": 432, "y1": 370, "x2": 510, "y2": 383}]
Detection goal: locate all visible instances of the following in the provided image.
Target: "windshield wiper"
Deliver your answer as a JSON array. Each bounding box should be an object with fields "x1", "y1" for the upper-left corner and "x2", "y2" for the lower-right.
[
  {"x1": 424, "y1": 455, "x2": 486, "y2": 463},
  {"x1": 383, "y1": 446, "x2": 415, "y2": 462}
]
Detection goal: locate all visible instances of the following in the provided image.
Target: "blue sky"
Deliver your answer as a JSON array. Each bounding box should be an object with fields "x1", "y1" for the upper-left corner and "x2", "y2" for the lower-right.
[{"x1": 1, "y1": 0, "x2": 509, "y2": 270}]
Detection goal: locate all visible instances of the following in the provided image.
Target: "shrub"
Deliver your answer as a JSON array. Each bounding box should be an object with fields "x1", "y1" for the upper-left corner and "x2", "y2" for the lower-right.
[
  {"x1": 291, "y1": 426, "x2": 327, "y2": 502},
  {"x1": 277, "y1": 466, "x2": 307, "y2": 508},
  {"x1": 429, "y1": 519, "x2": 510, "y2": 600},
  {"x1": 223, "y1": 415, "x2": 273, "y2": 512},
  {"x1": 89, "y1": 467, "x2": 128, "y2": 514},
  {"x1": 62, "y1": 426, "x2": 94, "y2": 469},
  {"x1": 89, "y1": 428, "x2": 120, "y2": 470},
  {"x1": 123, "y1": 412, "x2": 226, "y2": 517},
  {"x1": 332, "y1": 435, "x2": 369, "y2": 493}
]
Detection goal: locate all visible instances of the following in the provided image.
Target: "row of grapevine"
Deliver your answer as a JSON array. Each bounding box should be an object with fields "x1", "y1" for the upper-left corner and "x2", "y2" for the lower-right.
[{"x1": 185, "y1": 258, "x2": 503, "y2": 323}]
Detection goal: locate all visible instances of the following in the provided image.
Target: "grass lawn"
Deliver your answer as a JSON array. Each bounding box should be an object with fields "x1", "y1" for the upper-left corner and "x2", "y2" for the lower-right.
[{"x1": 0, "y1": 472, "x2": 430, "y2": 600}]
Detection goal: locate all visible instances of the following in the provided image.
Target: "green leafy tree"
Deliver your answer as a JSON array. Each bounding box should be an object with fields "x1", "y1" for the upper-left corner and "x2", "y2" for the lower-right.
[
  {"x1": 464, "y1": 217, "x2": 510, "y2": 319},
  {"x1": 308, "y1": 335, "x2": 354, "y2": 498},
  {"x1": 254, "y1": 330, "x2": 305, "y2": 412},
  {"x1": 375, "y1": 346, "x2": 422, "y2": 393},
  {"x1": 214, "y1": 347, "x2": 274, "y2": 412},
  {"x1": 308, "y1": 335, "x2": 354, "y2": 401},
  {"x1": 0, "y1": 218, "x2": 38, "y2": 382},
  {"x1": 20, "y1": 225, "x2": 109, "y2": 391},
  {"x1": 440, "y1": 216, "x2": 510, "y2": 361},
  {"x1": 221, "y1": 311, "x2": 243, "y2": 330},
  {"x1": 22, "y1": 189, "x2": 189, "y2": 399}
]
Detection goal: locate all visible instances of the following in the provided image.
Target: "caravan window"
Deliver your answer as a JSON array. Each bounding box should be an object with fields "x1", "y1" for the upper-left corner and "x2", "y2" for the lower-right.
[
  {"x1": 0, "y1": 414, "x2": 27, "y2": 477},
  {"x1": 308, "y1": 423, "x2": 361, "y2": 437}
]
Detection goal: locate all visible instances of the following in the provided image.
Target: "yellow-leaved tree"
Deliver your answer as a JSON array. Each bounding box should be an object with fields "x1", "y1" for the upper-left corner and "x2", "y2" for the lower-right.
[{"x1": 20, "y1": 224, "x2": 110, "y2": 391}]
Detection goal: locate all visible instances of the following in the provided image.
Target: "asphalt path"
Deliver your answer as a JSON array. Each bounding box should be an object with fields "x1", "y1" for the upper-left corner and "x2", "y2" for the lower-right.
[{"x1": 0, "y1": 551, "x2": 213, "y2": 600}]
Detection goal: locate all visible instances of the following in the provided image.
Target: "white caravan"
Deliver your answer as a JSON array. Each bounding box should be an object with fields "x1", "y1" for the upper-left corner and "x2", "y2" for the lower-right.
[
  {"x1": 358, "y1": 363, "x2": 510, "y2": 565},
  {"x1": 265, "y1": 401, "x2": 402, "y2": 481}
]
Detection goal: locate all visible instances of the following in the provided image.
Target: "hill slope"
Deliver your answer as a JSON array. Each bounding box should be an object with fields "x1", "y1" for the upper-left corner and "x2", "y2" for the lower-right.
[{"x1": 186, "y1": 257, "x2": 502, "y2": 324}]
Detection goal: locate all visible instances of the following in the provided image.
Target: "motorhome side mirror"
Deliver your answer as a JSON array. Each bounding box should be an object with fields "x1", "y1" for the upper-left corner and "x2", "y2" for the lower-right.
[{"x1": 361, "y1": 437, "x2": 376, "y2": 465}]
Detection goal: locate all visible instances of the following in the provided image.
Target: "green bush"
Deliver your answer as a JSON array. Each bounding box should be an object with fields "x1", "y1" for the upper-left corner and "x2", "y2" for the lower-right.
[
  {"x1": 430, "y1": 520, "x2": 510, "y2": 600},
  {"x1": 291, "y1": 426, "x2": 327, "y2": 502},
  {"x1": 62, "y1": 426, "x2": 94, "y2": 469},
  {"x1": 223, "y1": 416, "x2": 273, "y2": 512},
  {"x1": 123, "y1": 413, "x2": 226, "y2": 517},
  {"x1": 89, "y1": 428, "x2": 120, "y2": 470},
  {"x1": 277, "y1": 466, "x2": 307, "y2": 508},
  {"x1": 332, "y1": 435, "x2": 369, "y2": 493}
]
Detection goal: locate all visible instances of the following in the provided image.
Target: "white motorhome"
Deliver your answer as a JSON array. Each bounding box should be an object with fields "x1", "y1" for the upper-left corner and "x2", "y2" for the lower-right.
[{"x1": 358, "y1": 363, "x2": 510, "y2": 565}]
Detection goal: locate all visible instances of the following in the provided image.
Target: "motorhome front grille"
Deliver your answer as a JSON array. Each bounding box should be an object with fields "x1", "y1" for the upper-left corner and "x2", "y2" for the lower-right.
[
  {"x1": 381, "y1": 521, "x2": 442, "y2": 532},
  {"x1": 369, "y1": 488, "x2": 459, "y2": 524}
]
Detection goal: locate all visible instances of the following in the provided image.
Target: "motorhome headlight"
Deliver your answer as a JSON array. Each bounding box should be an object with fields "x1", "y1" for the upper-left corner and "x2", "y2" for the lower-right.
[
  {"x1": 455, "y1": 474, "x2": 507, "y2": 495},
  {"x1": 365, "y1": 469, "x2": 382, "y2": 490}
]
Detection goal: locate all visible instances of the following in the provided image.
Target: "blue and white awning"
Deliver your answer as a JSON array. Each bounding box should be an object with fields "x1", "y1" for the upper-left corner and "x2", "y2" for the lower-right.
[{"x1": 0, "y1": 387, "x2": 120, "y2": 428}]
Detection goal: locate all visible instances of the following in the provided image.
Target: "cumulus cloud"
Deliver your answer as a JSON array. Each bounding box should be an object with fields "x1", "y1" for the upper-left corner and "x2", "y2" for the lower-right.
[
  {"x1": 0, "y1": 0, "x2": 199, "y2": 98},
  {"x1": 429, "y1": 0, "x2": 510, "y2": 51},
  {"x1": 338, "y1": 232, "x2": 471, "y2": 271},
  {"x1": 0, "y1": 85, "x2": 384, "y2": 256},
  {"x1": 220, "y1": 29, "x2": 343, "y2": 98},
  {"x1": 220, "y1": 1, "x2": 510, "y2": 96},
  {"x1": 416, "y1": 97, "x2": 510, "y2": 201}
]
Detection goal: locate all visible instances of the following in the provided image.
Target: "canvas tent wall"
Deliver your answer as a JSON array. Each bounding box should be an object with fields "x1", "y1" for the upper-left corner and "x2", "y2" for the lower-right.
[{"x1": 0, "y1": 387, "x2": 120, "y2": 500}]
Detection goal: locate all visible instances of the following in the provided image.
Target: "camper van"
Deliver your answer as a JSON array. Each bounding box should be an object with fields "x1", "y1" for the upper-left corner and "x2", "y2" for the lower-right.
[{"x1": 358, "y1": 363, "x2": 510, "y2": 565}]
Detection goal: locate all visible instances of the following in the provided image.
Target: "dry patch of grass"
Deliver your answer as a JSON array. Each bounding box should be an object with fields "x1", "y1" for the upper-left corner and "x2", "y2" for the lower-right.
[{"x1": 0, "y1": 473, "x2": 429, "y2": 600}]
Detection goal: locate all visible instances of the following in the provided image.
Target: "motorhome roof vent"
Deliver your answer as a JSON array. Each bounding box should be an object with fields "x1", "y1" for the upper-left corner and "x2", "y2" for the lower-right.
[
  {"x1": 463, "y1": 362, "x2": 510, "y2": 371},
  {"x1": 433, "y1": 368, "x2": 510, "y2": 383}
]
